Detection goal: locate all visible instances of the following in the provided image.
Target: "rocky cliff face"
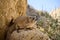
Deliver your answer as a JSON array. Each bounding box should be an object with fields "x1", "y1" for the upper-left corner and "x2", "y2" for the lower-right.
[{"x1": 0, "y1": 0, "x2": 27, "y2": 40}]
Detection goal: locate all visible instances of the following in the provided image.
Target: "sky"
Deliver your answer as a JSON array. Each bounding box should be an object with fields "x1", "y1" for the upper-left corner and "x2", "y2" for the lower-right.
[{"x1": 28, "y1": 0, "x2": 60, "y2": 12}]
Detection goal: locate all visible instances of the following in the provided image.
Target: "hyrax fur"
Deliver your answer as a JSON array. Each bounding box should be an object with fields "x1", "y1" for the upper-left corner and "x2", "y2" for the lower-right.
[{"x1": 14, "y1": 16, "x2": 37, "y2": 29}]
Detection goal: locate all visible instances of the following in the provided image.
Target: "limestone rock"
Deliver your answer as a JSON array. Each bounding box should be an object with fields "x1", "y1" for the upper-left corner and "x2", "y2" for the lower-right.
[
  {"x1": 0, "y1": 0, "x2": 27, "y2": 40},
  {"x1": 0, "y1": 0, "x2": 27, "y2": 22},
  {"x1": 7, "y1": 28, "x2": 50, "y2": 40}
]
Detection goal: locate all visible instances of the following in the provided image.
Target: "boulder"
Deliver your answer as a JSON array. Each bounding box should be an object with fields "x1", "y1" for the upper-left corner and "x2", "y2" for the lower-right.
[{"x1": 8, "y1": 28, "x2": 50, "y2": 40}]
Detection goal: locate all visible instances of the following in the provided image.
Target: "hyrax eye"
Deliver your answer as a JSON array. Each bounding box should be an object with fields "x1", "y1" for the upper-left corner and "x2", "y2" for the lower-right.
[{"x1": 32, "y1": 17, "x2": 35, "y2": 20}]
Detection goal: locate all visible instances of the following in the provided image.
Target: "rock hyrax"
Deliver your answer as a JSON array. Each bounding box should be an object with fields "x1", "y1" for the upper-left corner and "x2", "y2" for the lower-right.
[{"x1": 14, "y1": 16, "x2": 37, "y2": 29}]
